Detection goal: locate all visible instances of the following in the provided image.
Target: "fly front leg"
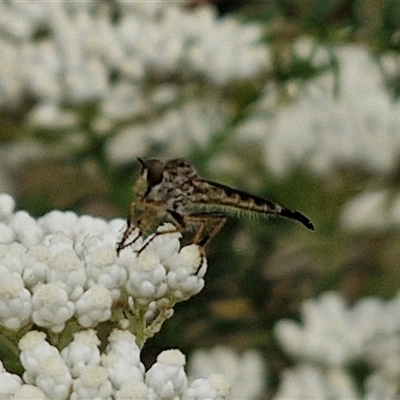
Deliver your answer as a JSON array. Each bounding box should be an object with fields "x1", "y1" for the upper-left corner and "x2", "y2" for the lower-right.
[
  {"x1": 117, "y1": 200, "x2": 164, "y2": 255},
  {"x1": 116, "y1": 219, "x2": 141, "y2": 255},
  {"x1": 135, "y1": 210, "x2": 188, "y2": 255},
  {"x1": 135, "y1": 226, "x2": 182, "y2": 255}
]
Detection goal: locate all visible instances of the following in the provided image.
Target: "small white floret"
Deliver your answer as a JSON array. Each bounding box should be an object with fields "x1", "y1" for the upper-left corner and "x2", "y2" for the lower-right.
[
  {"x1": 32, "y1": 282, "x2": 74, "y2": 332},
  {"x1": 35, "y1": 355, "x2": 72, "y2": 399},
  {"x1": 0, "y1": 268, "x2": 32, "y2": 330},
  {"x1": 19, "y1": 331, "x2": 58, "y2": 380},
  {"x1": 126, "y1": 250, "x2": 167, "y2": 304},
  {"x1": 0, "y1": 193, "x2": 15, "y2": 220},
  {"x1": 70, "y1": 365, "x2": 112, "y2": 400},
  {"x1": 146, "y1": 349, "x2": 187, "y2": 398},
  {"x1": 10, "y1": 211, "x2": 43, "y2": 247},
  {"x1": 47, "y1": 246, "x2": 86, "y2": 300},
  {"x1": 19, "y1": 331, "x2": 72, "y2": 398},
  {"x1": 37, "y1": 210, "x2": 79, "y2": 236},
  {"x1": 74, "y1": 284, "x2": 112, "y2": 328},
  {"x1": 61, "y1": 329, "x2": 101, "y2": 378},
  {"x1": 102, "y1": 329, "x2": 145, "y2": 389},
  {"x1": 12, "y1": 384, "x2": 47, "y2": 399},
  {"x1": 0, "y1": 222, "x2": 15, "y2": 243},
  {"x1": 115, "y1": 380, "x2": 156, "y2": 400},
  {"x1": 0, "y1": 367, "x2": 22, "y2": 397}
]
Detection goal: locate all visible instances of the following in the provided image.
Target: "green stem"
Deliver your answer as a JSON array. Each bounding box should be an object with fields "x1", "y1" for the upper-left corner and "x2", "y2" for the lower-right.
[{"x1": 132, "y1": 306, "x2": 147, "y2": 349}]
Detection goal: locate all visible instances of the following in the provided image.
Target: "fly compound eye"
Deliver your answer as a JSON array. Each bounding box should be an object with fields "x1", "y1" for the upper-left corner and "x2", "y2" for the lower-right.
[{"x1": 142, "y1": 160, "x2": 164, "y2": 188}]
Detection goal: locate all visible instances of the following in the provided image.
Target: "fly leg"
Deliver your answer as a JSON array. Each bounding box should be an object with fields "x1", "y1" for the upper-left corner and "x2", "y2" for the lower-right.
[
  {"x1": 185, "y1": 212, "x2": 227, "y2": 247},
  {"x1": 135, "y1": 226, "x2": 182, "y2": 255},
  {"x1": 135, "y1": 210, "x2": 187, "y2": 255},
  {"x1": 117, "y1": 201, "x2": 163, "y2": 255},
  {"x1": 116, "y1": 219, "x2": 142, "y2": 255},
  {"x1": 183, "y1": 213, "x2": 227, "y2": 271}
]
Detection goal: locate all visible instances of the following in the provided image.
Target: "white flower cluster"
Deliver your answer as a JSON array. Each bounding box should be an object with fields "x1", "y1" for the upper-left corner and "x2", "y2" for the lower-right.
[
  {"x1": 0, "y1": 329, "x2": 230, "y2": 399},
  {"x1": 237, "y1": 42, "x2": 400, "y2": 176},
  {"x1": 0, "y1": 193, "x2": 206, "y2": 341},
  {"x1": 274, "y1": 292, "x2": 400, "y2": 398},
  {"x1": 340, "y1": 189, "x2": 400, "y2": 231},
  {"x1": 0, "y1": 1, "x2": 268, "y2": 170}
]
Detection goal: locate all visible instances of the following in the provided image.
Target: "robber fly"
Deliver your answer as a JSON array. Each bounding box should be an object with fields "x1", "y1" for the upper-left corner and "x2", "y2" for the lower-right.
[{"x1": 116, "y1": 158, "x2": 314, "y2": 255}]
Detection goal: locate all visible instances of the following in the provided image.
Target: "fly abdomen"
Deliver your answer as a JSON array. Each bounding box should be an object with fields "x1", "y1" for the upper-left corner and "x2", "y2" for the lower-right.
[
  {"x1": 190, "y1": 179, "x2": 314, "y2": 230},
  {"x1": 279, "y1": 208, "x2": 314, "y2": 230},
  {"x1": 217, "y1": 191, "x2": 280, "y2": 214}
]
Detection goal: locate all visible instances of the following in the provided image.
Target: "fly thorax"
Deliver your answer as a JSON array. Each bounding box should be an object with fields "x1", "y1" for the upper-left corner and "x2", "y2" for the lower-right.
[{"x1": 146, "y1": 183, "x2": 165, "y2": 201}]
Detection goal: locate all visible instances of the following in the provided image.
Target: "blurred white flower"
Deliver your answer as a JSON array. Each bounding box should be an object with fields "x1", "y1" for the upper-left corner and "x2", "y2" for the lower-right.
[
  {"x1": 274, "y1": 292, "x2": 400, "y2": 397},
  {"x1": 106, "y1": 96, "x2": 230, "y2": 164},
  {"x1": 275, "y1": 292, "x2": 364, "y2": 367},
  {"x1": 273, "y1": 364, "x2": 359, "y2": 400},
  {"x1": 0, "y1": 1, "x2": 268, "y2": 169},
  {"x1": 28, "y1": 102, "x2": 78, "y2": 129},
  {"x1": 184, "y1": 374, "x2": 231, "y2": 400},
  {"x1": 364, "y1": 373, "x2": 400, "y2": 400},
  {"x1": 188, "y1": 346, "x2": 265, "y2": 400},
  {"x1": 237, "y1": 44, "x2": 400, "y2": 176},
  {"x1": 340, "y1": 190, "x2": 400, "y2": 231}
]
